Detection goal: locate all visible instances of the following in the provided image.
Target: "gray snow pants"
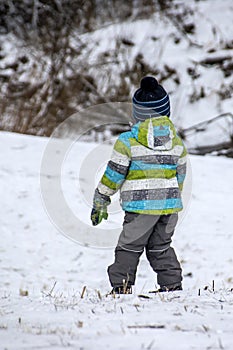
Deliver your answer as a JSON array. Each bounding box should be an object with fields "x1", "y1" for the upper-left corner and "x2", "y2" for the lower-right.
[{"x1": 108, "y1": 212, "x2": 182, "y2": 288}]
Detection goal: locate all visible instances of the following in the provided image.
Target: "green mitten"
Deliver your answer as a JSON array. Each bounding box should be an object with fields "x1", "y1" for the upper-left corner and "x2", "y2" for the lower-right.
[
  {"x1": 91, "y1": 189, "x2": 110, "y2": 226},
  {"x1": 91, "y1": 208, "x2": 108, "y2": 226}
]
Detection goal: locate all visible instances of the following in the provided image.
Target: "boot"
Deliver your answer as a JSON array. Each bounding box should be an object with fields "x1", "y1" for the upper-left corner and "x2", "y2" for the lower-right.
[
  {"x1": 150, "y1": 283, "x2": 182, "y2": 294},
  {"x1": 158, "y1": 284, "x2": 182, "y2": 292}
]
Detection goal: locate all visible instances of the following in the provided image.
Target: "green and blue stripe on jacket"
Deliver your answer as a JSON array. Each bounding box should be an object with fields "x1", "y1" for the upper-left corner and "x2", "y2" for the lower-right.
[{"x1": 96, "y1": 116, "x2": 187, "y2": 215}]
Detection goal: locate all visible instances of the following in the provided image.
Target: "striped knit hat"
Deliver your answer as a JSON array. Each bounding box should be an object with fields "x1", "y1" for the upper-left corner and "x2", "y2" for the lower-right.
[{"x1": 132, "y1": 76, "x2": 170, "y2": 122}]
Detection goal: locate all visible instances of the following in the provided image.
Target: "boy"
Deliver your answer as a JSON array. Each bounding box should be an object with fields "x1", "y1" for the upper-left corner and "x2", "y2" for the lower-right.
[{"x1": 91, "y1": 76, "x2": 187, "y2": 294}]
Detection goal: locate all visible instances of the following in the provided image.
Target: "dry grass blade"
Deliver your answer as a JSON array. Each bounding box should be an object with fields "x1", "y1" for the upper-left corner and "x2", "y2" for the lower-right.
[
  {"x1": 81, "y1": 286, "x2": 86, "y2": 299},
  {"x1": 96, "y1": 290, "x2": 102, "y2": 300},
  {"x1": 42, "y1": 281, "x2": 57, "y2": 297}
]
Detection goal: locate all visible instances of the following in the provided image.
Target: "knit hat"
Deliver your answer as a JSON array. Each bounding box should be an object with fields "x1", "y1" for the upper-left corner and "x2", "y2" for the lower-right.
[{"x1": 132, "y1": 76, "x2": 170, "y2": 122}]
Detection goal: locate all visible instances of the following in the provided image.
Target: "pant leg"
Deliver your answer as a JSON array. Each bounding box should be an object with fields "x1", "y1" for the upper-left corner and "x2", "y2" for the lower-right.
[
  {"x1": 146, "y1": 213, "x2": 182, "y2": 287},
  {"x1": 107, "y1": 246, "x2": 143, "y2": 287},
  {"x1": 108, "y1": 212, "x2": 160, "y2": 287}
]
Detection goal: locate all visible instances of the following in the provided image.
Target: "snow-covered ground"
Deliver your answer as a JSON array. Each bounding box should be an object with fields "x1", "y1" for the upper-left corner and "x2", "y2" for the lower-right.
[{"x1": 1, "y1": 130, "x2": 233, "y2": 349}]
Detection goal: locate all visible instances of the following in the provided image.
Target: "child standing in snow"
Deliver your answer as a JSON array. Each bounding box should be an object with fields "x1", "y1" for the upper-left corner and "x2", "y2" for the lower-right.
[{"x1": 91, "y1": 76, "x2": 187, "y2": 294}]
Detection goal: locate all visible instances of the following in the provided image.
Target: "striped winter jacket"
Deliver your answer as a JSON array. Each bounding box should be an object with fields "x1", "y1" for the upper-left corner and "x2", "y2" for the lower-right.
[{"x1": 96, "y1": 116, "x2": 187, "y2": 215}]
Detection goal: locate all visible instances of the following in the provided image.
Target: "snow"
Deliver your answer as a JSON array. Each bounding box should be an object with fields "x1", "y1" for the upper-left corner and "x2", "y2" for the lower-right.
[{"x1": 1, "y1": 130, "x2": 233, "y2": 349}]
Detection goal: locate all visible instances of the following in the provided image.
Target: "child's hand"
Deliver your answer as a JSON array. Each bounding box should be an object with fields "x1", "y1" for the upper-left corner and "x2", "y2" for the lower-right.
[
  {"x1": 91, "y1": 189, "x2": 110, "y2": 225},
  {"x1": 91, "y1": 208, "x2": 108, "y2": 226}
]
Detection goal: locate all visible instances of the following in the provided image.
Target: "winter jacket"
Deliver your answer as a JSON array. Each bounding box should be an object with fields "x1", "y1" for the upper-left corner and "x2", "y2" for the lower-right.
[{"x1": 96, "y1": 116, "x2": 187, "y2": 215}]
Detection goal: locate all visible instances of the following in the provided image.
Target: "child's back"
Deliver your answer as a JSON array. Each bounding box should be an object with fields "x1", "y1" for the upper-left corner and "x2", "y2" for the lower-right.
[{"x1": 91, "y1": 76, "x2": 187, "y2": 294}]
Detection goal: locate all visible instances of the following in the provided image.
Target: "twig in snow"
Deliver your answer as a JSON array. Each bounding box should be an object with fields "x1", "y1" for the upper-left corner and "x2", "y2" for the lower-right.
[
  {"x1": 202, "y1": 324, "x2": 210, "y2": 333},
  {"x1": 42, "y1": 281, "x2": 57, "y2": 297},
  {"x1": 128, "y1": 324, "x2": 165, "y2": 329},
  {"x1": 96, "y1": 290, "x2": 102, "y2": 300},
  {"x1": 80, "y1": 286, "x2": 86, "y2": 299},
  {"x1": 138, "y1": 294, "x2": 151, "y2": 299}
]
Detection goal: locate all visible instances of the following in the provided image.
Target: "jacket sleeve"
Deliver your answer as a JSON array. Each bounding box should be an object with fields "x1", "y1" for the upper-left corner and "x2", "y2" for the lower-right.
[
  {"x1": 176, "y1": 142, "x2": 187, "y2": 192},
  {"x1": 96, "y1": 133, "x2": 131, "y2": 202}
]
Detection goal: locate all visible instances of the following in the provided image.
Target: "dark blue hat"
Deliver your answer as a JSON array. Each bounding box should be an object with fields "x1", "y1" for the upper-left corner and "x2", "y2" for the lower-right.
[{"x1": 132, "y1": 76, "x2": 170, "y2": 122}]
